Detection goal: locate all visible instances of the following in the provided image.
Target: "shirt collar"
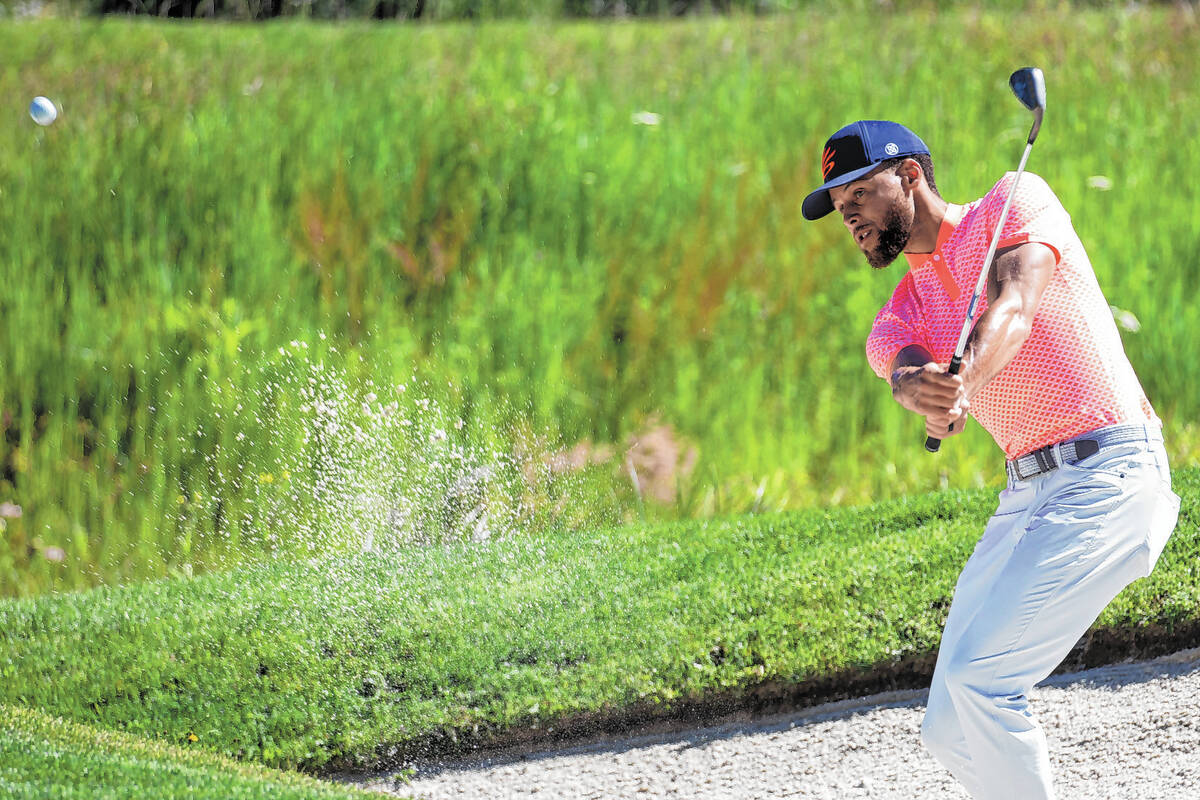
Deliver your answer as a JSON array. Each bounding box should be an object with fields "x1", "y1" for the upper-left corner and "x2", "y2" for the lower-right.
[
  {"x1": 904, "y1": 203, "x2": 963, "y2": 269},
  {"x1": 905, "y1": 204, "x2": 965, "y2": 301}
]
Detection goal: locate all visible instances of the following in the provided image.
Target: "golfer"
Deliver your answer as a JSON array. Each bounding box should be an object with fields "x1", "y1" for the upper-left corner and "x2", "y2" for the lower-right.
[{"x1": 802, "y1": 120, "x2": 1180, "y2": 799}]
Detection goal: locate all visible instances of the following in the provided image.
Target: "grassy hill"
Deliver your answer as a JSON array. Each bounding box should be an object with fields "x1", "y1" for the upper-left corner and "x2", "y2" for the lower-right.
[{"x1": 3, "y1": 467, "x2": 1196, "y2": 780}]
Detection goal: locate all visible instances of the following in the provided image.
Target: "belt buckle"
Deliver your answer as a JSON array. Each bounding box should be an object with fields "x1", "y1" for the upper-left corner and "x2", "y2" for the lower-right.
[
  {"x1": 1032, "y1": 444, "x2": 1058, "y2": 477},
  {"x1": 1015, "y1": 444, "x2": 1057, "y2": 481}
]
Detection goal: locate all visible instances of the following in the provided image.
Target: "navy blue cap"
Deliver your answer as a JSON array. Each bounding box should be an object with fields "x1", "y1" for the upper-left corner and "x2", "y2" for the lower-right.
[{"x1": 802, "y1": 120, "x2": 930, "y2": 221}]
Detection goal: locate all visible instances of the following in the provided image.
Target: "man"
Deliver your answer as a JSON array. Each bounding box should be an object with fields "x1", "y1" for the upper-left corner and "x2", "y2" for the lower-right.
[{"x1": 802, "y1": 120, "x2": 1180, "y2": 799}]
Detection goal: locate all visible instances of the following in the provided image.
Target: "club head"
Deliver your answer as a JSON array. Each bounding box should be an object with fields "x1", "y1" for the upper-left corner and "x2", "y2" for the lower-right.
[
  {"x1": 1010, "y1": 67, "x2": 1046, "y2": 143},
  {"x1": 1010, "y1": 67, "x2": 1046, "y2": 111}
]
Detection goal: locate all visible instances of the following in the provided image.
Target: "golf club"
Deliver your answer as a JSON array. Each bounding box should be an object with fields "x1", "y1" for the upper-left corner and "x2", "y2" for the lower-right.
[{"x1": 925, "y1": 66, "x2": 1046, "y2": 453}]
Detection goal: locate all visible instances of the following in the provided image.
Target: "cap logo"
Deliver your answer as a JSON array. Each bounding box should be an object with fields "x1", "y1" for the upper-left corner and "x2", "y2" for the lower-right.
[
  {"x1": 884, "y1": 142, "x2": 899, "y2": 156},
  {"x1": 821, "y1": 146, "x2": 836, "y2": 180}
]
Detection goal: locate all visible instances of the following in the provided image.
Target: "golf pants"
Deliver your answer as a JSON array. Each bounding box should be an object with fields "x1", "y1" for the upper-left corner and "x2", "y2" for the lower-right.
[{"x1": 921, "y1": 423, "x2": 1180, "y2": 800}]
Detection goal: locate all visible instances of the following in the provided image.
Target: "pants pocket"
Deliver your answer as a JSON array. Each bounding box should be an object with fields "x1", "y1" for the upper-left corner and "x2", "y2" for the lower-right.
[{"x1": 1139, "y1": 481, "x2": 1181, "y2": 577}]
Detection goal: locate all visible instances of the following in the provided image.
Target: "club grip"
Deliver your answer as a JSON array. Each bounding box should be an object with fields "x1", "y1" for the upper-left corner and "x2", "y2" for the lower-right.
[{"x1": 923, "y1": 355, "x2": 964, "y2": 454}]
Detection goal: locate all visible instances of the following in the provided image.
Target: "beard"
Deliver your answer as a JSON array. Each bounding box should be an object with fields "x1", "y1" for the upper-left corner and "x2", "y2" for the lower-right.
[{"x1": 865, "y1": 204, "x2": 913, "y2": 270}]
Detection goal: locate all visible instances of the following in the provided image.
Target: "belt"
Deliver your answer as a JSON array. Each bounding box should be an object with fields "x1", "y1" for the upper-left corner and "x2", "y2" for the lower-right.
[{"x1": 1006, "y1": 423, "x2": 1161, "y2": 482}]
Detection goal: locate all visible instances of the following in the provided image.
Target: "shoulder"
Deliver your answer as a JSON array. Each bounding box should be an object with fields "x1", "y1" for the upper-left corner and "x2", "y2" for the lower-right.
[
  {"x1": 890, "y1": 268, "x2": 918, "y2": 296},
  {"x1": 879, "y1": 269, "x2": 919, "y2": 311},
  {"x1": 983, "y1": 170, "x2": 1059, "y2": 206}
]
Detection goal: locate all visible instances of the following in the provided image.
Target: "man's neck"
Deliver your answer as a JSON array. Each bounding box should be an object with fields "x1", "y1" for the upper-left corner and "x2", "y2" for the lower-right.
[{"x1": 904, "y1": 195, "x2": 951, "y2": 255}]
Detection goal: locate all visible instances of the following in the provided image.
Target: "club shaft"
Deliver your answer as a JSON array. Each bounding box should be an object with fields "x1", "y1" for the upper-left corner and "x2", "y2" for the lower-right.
[
  {"x1": 951, "y1": 140, "x2": 1034, "y2": 358},
  {"x1": 924, "y1": 139, "x2": 1035, "y2": 454}
]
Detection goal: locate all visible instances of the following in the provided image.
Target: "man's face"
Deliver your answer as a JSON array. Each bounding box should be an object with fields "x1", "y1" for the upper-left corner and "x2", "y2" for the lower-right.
[{"x1": 827, "y1": 165, "x2": 914, "y2": 270}]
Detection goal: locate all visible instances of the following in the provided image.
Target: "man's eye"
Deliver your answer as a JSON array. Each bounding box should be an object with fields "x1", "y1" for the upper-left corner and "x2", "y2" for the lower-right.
[{"x1": 855, "y1": 189, "x2": 865, "y2": 198}]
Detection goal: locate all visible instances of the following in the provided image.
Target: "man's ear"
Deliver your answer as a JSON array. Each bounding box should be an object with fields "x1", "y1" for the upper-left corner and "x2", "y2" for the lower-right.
[{"x1": 899, "y1": 158, "x2": 923, "y2": 188}]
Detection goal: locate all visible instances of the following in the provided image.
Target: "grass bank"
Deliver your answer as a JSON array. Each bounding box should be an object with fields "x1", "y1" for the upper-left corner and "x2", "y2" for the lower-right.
[
  {"x1": 0, "y1": 705, "x2": 391, "y2": 799},
  {"x1": 3, "y1": 467, "x2": 1197, "y2": 775},
  {"x1": 3, "y1": 8, "x2": 1200, "y2": 595}
]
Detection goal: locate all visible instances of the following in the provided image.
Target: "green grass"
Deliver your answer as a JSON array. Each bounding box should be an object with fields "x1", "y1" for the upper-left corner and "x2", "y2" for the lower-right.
[
  {"x1": 3, "y1": 8, "x2": 1199, "y2": 596},
  {"x1": 0, "y1": 706, "x2": 391, "y2": 799},
  {"x1": 4, "y1": 466, "x2": 1197, "y2": 775}
]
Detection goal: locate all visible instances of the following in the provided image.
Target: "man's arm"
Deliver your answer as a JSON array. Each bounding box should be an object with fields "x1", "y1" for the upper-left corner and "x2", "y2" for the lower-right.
[
  {"x1": 891, "y1": 242, "x2": 1057, "y2": 438},
  {"x1": 959, "y1": 242, "x2": 1057, "y2": 400}
]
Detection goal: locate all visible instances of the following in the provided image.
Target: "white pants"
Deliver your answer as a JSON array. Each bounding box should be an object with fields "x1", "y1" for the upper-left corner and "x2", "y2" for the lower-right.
[{"x1": 921, "y1": 426, "x2": 1180, "y2": 799}]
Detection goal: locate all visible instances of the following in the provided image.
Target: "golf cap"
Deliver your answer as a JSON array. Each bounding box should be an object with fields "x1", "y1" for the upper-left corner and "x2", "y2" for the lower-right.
[{"x1": 802, "y1": 120, "x2": 930, "y2": 221}]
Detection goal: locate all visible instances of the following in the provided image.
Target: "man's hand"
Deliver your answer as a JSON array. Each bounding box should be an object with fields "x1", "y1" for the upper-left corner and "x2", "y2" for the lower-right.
[{"x1": 891, "y1": 362, "x2": 970, "y2": 438}]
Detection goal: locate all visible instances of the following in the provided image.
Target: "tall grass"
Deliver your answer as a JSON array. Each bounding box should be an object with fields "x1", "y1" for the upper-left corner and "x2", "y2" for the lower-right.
[
  {"x1": 0, "y1": 0, "x2": 1103, "y2": 22},
  {"x1": 2, "y1": 8, "x2": 1198, "y2": 595}
]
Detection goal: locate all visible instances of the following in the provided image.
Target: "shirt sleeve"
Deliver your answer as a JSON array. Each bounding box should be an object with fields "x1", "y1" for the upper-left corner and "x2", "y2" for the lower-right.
[
  {"x1": 866, "y1": 272, "x2": 929, "y2": 381},
  {"x1": 983, "y1": 171, "x2": 1069, "y2": 264}
]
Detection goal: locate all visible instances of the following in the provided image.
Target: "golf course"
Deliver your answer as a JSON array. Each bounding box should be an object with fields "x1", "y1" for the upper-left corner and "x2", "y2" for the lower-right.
[{"x1": 2, "y1": 3, "x2": 1199, "y2": 797}]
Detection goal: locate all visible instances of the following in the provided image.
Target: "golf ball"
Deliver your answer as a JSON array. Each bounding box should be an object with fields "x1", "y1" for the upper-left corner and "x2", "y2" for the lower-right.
[{"x1": 30, "y1": 96, "x2": 58, "y2": 126}]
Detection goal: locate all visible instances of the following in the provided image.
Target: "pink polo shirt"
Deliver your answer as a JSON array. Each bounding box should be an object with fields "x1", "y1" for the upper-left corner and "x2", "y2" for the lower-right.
[{"x1": 866, "y1": 172, "x2": 1159, "y2": 460}]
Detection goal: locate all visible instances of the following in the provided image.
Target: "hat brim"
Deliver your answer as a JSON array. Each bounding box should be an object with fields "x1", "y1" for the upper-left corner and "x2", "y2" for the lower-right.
[{"x1": 801, "y1": 162, "x2": 881, "y2": 221}]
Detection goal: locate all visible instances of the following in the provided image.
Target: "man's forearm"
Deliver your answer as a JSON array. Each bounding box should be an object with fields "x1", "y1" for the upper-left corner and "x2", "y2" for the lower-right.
[
  {"x1": 959, "y1": 298, "x2": 1033, "y2": 400},
  {"x1": 889, "y1": 345, "x2": 953, "y2": 416},
  {"x1": 958, "y1": 242, "x2": 1056, "y2": 399},
  {"x1": 889, "y1": 345, "x2": 932, "y2": 409}
]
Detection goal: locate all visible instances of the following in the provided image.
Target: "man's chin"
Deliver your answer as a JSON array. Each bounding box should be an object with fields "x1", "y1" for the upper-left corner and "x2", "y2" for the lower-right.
[{"x1": 865, "y1": 249, "x2": 901, "y2": 270}]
